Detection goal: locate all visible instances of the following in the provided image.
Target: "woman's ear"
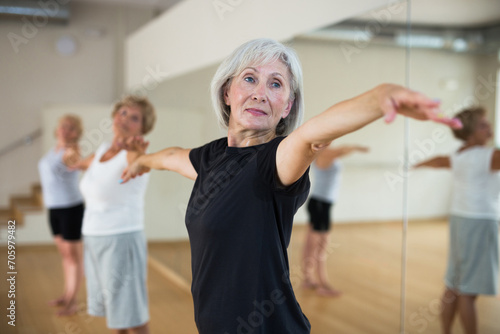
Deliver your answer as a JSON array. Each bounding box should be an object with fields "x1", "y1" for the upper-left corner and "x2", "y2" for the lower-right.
[
  {"x1": 282, "y1": 99, "x2": 294, "y2": 119},
  {"x1": 223, "y1": 86, "x2": 230, "y2": 106}
]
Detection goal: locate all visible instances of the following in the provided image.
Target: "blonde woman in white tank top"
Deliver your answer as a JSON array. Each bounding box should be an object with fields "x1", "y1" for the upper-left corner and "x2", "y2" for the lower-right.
[
  {"x1": 70, "y1": 96, "x2": 156, "y2": 334},
  {"x1": 416, "y1": 107, "x2": 500, "y2": 334}
]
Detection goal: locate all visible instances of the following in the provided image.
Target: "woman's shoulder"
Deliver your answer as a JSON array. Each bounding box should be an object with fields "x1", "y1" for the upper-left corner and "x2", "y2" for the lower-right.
[
  {"x1": 194, "y1": 137, "x2": 227, "y2": 153},
  {"x1": 456, "y1": 145, "x2": 493, "y2": 156},
  {"x1": 190, "y1": 137, "x2": 227, "y2": 163}
]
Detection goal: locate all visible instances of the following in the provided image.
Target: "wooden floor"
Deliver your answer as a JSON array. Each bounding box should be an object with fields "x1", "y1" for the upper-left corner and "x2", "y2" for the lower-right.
[{"x1": 1, "y1": 220, "x2": 499, "y2": 334}]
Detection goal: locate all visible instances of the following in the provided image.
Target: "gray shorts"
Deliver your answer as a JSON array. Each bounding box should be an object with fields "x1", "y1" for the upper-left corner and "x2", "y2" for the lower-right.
[
  {"x1": 84, "y1": 231, "x2": 149, "y2": 329},
  {"x1": 445, "y1": 215, "x2": 499, "y2": 295}
]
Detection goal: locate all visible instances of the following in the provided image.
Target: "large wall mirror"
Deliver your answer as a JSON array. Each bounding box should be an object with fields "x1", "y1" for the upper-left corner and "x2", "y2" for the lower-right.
[
  {"x1": 293, "y1": 1, "x2": 500, "y2": 333},
  {"x1": 145, "y1": 0, "x2": 500, "y2": 333}
]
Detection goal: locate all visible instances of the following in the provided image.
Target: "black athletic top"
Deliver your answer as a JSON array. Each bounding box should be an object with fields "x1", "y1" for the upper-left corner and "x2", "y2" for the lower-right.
[{"x1": 186, "y1": 136, "x2": 311, "y2": 334}]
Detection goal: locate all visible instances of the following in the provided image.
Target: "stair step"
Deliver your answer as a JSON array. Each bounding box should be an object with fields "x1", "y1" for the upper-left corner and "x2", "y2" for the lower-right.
[
  {"x1": 11, "y1": 196, "x2": 40, "y2": 208},
  {"x1": 33, "y1": 184, "x2": 44, "y2": 207},
  {"x1": 0, "y1": 208, "x2": 14, "y2": 226},
  {"x1": 1, "y1": 184, "x2": 44, "y2": 227}
]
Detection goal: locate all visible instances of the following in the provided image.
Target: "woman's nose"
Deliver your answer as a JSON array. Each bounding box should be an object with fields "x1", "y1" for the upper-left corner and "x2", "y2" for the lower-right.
[{"x1": 252, "y1": 82, "x2": 267, "y2": 102}]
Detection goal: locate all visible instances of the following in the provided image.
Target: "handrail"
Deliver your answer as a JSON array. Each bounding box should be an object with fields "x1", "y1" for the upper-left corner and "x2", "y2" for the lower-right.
[{"x1": 0, "y1": 128, "x2": 42, "y2": 158}]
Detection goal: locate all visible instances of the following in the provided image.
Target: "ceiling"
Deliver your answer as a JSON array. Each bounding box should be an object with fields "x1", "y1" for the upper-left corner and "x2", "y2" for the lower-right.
[
  {"x1": 73, "y1": 0, "x2": 181, "y2": 11},
  {"x1": 73, "y1": 0, "x2": 500, "y2": 27},
  {"x1": 354, "y1": 0, "x2": 500, "y2": 27}
]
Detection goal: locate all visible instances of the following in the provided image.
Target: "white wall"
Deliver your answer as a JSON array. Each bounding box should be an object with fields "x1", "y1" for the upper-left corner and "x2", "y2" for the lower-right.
[
  {"x1": 0, "y1": 2, "x2": 155, "y2": 206},
  {"x1": 125, "y1": 0, "x2": 399, "y2": 89}
]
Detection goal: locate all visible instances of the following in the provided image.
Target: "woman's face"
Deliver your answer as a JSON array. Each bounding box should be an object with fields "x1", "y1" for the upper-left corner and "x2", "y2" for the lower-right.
[
  {"x1": 224, "y1": 60, "x2": 293, "y2": 134},
  {"x1": 112, "y1": 104, "x2": 143, "y2": 138},
  {"x1": 56, "y1": 118, "x2": 80, "y2": 143},
  {"x1": 469, "y1": 115, "x2": 492, "y2": 144}
]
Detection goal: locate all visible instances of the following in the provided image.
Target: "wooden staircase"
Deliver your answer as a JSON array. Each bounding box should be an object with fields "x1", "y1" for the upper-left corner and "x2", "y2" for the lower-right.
[{"x1": 0, "y1": 184, "x2": 44, "y2": 226}]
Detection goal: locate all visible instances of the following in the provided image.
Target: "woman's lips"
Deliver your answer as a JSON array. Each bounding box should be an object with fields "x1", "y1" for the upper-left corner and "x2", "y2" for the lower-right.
[{"x1": 246, "y1": 108, "x2": 267, "y2": 116}]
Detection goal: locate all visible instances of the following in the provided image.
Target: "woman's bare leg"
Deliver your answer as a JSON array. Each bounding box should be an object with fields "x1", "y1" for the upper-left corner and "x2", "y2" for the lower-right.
[
  {"x1": 130, "y1": 323, "x2": 149, "y2": 334},
  {"x1": 48, "y1": 235, "x2": 67, "y2": 307},
  {"x1": 57, "y1": 240, "x2": 83, "y2": 316},
  {"x1": 302, "y1": 225, "x2": 318, "y2": 288},
  {"x1": 111, "y1": 329, "x2": 127, "y2": 334},
  {"x1": 111, "y1": 323, "x2": 149, "y2": 334},
  {"x1": 440, "y1": 287, "x2": 459, "y2": 334},
  {"x1": 315, "y1": 231, "x2": 341, "y2": 297},
  {"x1": 458, "y1": 294, "x2": 477, "y2": 334}
]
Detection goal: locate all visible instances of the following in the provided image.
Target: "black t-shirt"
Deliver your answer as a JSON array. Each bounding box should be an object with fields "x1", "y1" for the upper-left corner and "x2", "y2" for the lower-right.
[{"x1": 187, "y1": 136, "x2": 311, "y2": 334}]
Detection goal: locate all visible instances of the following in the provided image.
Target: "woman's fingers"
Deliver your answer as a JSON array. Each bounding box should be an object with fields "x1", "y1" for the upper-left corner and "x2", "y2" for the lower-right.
[
  {"x1": 430, "y1": 115, "x2": 463, "y2": 129},
  {"x1": 380, "y1": 86, "x2": 462, "y2": 129},
  {"x1": 122, "y1": 136, "x2": 149, "y2": 153},
  {"x1": 120, "y1": 168, "x2": 132, "y2": 184},
  {"x1": 120, "y1": 162, "x2": 151, "y2": 184}
]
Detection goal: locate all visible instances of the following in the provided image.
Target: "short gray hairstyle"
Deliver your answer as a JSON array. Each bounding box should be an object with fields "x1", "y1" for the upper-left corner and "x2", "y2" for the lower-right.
[{"x1": 211, "y1": 38, "x2": 304, "y2": 136}]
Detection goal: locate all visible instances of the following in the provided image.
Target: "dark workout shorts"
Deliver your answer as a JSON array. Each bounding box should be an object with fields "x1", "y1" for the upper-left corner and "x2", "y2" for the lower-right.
[
  {"x1": 49, "y1": 203, "x2": 84, "y2": 241},
  {"x1": 307, "y1": 197, "x2": 333, "y2": 232}
]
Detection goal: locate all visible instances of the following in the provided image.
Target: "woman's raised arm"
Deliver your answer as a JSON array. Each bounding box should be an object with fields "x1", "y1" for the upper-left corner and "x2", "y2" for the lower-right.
[
  {"x1": 276, "y1": 84, "x2": 461, "y2": 186},
  {"x1": 121, "y1": 147, "x2": 196, "y2": 183},
  {"x1": 413, "y1": 156, "x2": 451, "y2": 169}
]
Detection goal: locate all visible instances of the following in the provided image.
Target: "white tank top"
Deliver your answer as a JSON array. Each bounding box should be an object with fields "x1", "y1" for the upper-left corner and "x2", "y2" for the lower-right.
[
  {"x1": 38, "y1": 148, "x2": 84, "y2": 209},
  {"x1": 450, "y1": 146, "x2": 500, "y2": 220},
  {"x1": 80, "y1": 142, "x2": 149, "y2": 236},
  {"x1": 310, "y1": 160, "x2": 342, "y2": 203}
]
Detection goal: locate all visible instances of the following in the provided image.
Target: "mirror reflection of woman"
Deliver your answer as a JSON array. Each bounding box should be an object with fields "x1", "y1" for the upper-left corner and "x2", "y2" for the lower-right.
[
  {"x1": 121, "y1": 38, "x2": 461, "y2": 334},
  {"x1": 415, "y1": 107, "x2": 499, "y2": 334},
  {"x1": 72, "y1": 96, "x2": 156, "y2": 334},
  {"x1": 38, "y1": 114, "x2": 85, "y2": 316},
  {"x1": 302, "y1": 145, "x2": 369, "y2": 297}
]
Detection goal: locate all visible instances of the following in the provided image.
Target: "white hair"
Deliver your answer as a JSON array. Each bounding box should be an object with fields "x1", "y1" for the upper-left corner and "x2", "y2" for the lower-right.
[{"x1": 210, "y1": 38, "x2": 304, "y2": 136}]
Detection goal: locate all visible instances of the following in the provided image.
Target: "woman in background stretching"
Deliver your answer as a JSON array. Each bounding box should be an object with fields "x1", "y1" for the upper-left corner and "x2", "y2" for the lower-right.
[
  {"x1": 302, "y1": 145, "x2": 368, "y2": 297},
  {"x1": 415, "y1": 106, "x2": 499, "y2": 334},
  {"x1": 38, "y1": 114, "x2": 85, "y2": 316}
]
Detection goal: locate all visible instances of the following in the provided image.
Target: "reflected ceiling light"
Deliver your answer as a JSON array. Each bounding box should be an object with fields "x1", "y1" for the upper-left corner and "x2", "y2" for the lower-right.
[
  {"x1": 56, "y1": 35, "x2": 77, "y2": 56},
  {"x1": 302, "y1": 28, "x2": 373, "y2": 42},
  {"x1": 395, "y1": 33, "x2": 445, "y2": 48},
  {"x1": 452, "y1": 38, "x2": 468, "y2": 52}
]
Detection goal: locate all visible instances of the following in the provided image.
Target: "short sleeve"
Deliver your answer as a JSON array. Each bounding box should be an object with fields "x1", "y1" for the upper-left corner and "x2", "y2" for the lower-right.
[
  {"x1": 257, "y1": 136, "x2": 310, "y2": 196},
  {"x1": 189, "y1": 146, "x2": 202, "y2": 173},
  {"x1": 189, "y1": 138, "x2": 227, "y2": 174}
]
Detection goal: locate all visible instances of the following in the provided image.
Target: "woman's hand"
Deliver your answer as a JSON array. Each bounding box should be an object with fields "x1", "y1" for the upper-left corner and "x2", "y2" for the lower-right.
[
  {"x1": 120, "y1": 147, "x2": 197, "y2": 183},
  {"x1": 354, "y1": 145, "x2": 370, "y2": 153},
  {"x1": 120, "y1": 156, "x2": 151, "y2": 184},
  {"x1": 119, "y1": 136, "x2": 150, "y2": 154},
  {"x1": 120, "y1": 136, "x2": 150, "y2": 165},
  {"x1": 62, "y1": 144, "x2": 81, "y2": 169},
  {"x1": 377, "y1": 84, "x2": 462, "y2": 129}
]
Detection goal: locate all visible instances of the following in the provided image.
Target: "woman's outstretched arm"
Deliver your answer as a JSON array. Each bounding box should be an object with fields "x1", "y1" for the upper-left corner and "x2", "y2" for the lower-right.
[
  {"x1": 276, "y1": 84, "x2": 461, "y2": 186},
  {"x1": 315, "y1": 145, "x2": 369, "y2": 168},
  {"x1": 413, "y1": 156, "x2": 451, "y2": 169},
  {"x1": 121, "y1": 147, "x2": 196, "y2": 182}
]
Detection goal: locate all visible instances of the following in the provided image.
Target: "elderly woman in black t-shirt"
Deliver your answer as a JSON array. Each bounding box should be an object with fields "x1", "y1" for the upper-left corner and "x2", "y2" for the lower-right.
[{"x1": 121, "y1": 38, "x2": 461, "y2": 334}]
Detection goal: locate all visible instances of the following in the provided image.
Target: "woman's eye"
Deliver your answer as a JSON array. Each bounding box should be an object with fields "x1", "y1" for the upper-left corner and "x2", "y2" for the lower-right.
[
  {"x1": 121, "y1": 109, "x2": 127, "y2": 115},
  {"x1": 244, "y1": 76, "x2": 254, "y2": 83},
  {"x1": 131, "y1": 116, "x2": 140, "y2": 123},
  {"x1": 271, "y1": 82, "x2": 281, "y2": 88}
]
